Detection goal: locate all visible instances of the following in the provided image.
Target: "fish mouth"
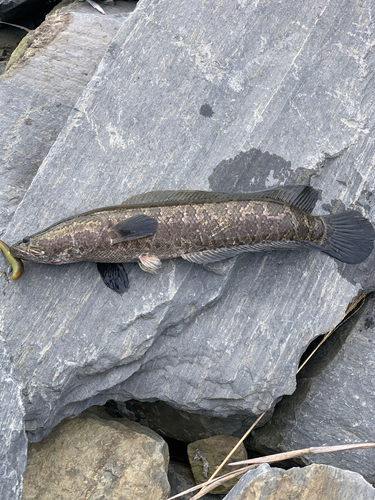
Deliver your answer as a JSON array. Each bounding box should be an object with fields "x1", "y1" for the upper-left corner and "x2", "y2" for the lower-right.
[{"x1": 10, "y1": 244, "x2": 45, "y2": 260}]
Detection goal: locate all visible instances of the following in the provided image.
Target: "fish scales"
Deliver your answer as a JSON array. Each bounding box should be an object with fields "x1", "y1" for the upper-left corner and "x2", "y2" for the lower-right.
[
  {"x1": 6, "y1": 186, "x2": 374, "y2": 293},
  {"x1": 22, "y1": 200, "x2": 324, "y2": 264}
]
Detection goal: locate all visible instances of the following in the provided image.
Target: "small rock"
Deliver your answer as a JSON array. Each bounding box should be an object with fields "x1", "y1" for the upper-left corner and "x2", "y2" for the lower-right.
[
  {"x1": 168, "y1": 463, "x2": 225, "y2": 500},
  {"x1": 223, "y1": 463, "x2": 375, "y2": 500},
  {"x1": 187, "y1": 435, "x2": 247, "y2": 494},
  {"x1": 22, "y1": 414, "x2": 170, "y2": 500}
]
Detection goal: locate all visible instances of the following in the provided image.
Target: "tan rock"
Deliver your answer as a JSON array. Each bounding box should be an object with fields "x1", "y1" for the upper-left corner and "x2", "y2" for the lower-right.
[
  {"x1": 22, "y1": 415, "x2": 170, "y2": 500},
  {"x1": 187, "y1": 435, "x2": 247, "y2": 494}
]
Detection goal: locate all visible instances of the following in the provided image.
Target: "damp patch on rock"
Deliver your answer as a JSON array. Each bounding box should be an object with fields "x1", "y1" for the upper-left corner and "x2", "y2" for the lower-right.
[
  {"x1": 209, "y1": 149, "x2": 317, "y2": 193},
  {"x1": 200, "y1": 103, "x2": 213, "y2": 117}
]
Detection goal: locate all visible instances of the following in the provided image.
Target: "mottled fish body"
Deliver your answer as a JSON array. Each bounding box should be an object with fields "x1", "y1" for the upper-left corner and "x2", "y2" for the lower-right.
[
  {"x1": 7, "y1": 186, "x2": 375, "y2": 293},
  {"x1": 13, "y1": 201, "x2": 323, "y2": 264}
]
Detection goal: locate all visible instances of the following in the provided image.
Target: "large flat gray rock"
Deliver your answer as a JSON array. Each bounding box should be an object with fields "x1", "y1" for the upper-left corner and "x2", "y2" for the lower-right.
[
  {"x1": 251, "y1": 292, "x2": 375, "y2": 484},
  {"x1": 0, "y1": 0, "x2": 135, "y2": 237},
  {"x1": 1, "y1": 0, "x2": 375, "y2": 443}
]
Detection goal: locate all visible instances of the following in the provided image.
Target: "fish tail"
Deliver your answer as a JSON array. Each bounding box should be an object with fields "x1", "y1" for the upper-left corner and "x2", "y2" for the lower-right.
[{"x1": 315, "y1": 211, "x2": 375, "y2": 264}]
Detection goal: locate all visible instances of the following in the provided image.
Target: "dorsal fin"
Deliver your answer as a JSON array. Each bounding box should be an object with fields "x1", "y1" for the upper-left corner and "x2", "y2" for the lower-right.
[
  {"x1": 122, "y1": 185, "x2": 318, "y2": 213},
  {"x1": 248, "y1": 185, "x2": 319, "y2": 213},
  {"x1": 122, "y1": 190, "x2": 234, "y2": 207}
]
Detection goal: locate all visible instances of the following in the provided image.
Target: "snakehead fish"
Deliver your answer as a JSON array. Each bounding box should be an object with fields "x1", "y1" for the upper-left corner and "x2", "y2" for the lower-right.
[{"x1": 6, "y1": 185, "x2": 375, "y2": 293}]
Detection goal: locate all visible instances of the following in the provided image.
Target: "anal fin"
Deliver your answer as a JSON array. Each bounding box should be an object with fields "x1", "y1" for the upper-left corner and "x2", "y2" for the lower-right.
[{"x1": 182, "y1": 241, "x2": 308, "y2": 264}]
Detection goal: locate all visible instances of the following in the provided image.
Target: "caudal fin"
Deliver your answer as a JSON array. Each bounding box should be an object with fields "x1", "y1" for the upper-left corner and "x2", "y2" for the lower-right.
[{"x1": 317, "y1": 211, "x2": 375, "y2": 264}]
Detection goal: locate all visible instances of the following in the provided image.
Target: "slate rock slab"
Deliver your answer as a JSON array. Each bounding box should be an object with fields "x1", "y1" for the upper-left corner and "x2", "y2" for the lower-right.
[
  {"x1": 0, "y1": 0, "x2": 135, "y2": 237},
  {"x1": 2, "y1": 0, "x2": 375, "y2": 444},
  {"x1": 223, "y1": 463, "x2": 375, "y2": 500},
  {"x1": 250, "y1": 292, "x2": 375, "y2": 484},
  {"x1": 0, "y1": 337, "x2": 27, "y2": 500}
]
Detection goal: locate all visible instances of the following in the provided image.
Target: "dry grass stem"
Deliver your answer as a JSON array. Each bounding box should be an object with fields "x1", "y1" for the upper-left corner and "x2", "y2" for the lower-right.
[
  {"x1": 206, "y1": 412, "x2": 265, "y2": 482},
  {"x1": 229, "y1": 442, "x2": 375, "y2": 466},
  {"x1": 298, "y1": 292, "x2": 367, "y2": 372},
  {"x1": 0, "y1": 21, "x2": 31, "y2": 32},
  {"x1": 166, "y1": 464, "x2": 256, "y2": 500}
]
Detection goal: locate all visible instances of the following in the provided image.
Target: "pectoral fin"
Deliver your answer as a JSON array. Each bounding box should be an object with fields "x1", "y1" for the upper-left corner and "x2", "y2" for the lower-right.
[
  {"x1": 97, "y1": 262, "x2": 129, "y2": 294},
  {"x1": 109, "y1": 215, "x2": 158, "y2": 245}
]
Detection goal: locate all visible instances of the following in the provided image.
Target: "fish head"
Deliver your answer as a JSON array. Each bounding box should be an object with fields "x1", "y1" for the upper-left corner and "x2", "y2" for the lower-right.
[{"x1": 10, "y1": 233, "x2": 65, "y2": 264}]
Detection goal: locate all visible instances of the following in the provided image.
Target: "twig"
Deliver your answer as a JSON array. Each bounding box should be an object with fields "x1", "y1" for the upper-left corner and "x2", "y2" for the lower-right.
[
  {"x1": 229, "y1": 442, "x2": 375, "y2": 466},
  {"x1": 298, "y1": 292, "x2": 367, "y2": 372},
  {"x1": 189, "y1": 465, "x2": 257, "y2": 499},
  {"x1": 0, "y1": 21, "x2": 31, "y2": 32},
  {"x1": 206, "y1": 412, "x2": 264, "y2": 483},
  {"x1": 166, "y1": 465, "x2": 257, "y2": 500}
]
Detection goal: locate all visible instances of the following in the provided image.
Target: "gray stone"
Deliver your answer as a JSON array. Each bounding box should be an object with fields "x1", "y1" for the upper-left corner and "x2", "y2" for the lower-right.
[
  {"x1": 21, "y1": 412, "x2": 170, "y2": 500},
  {"x1": 223, "y1": 463, "x2": 375, "y2": 500},
  {"x1": 251, "y1": 292, "x2": 375, "y2": 484},
  {"x1": 0, "y1": 0, "x2": 135, "y2": 237},
  {"x1": 0, "y1": 337, "x2": 27, "y2": 500},
  {"x1": 1, "y1": 0, "x2": 375, "y2": 446}
]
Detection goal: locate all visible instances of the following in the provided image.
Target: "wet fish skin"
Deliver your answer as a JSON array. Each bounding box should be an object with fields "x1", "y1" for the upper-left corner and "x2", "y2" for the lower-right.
[
  {"x1": 10, "y1": 200, "x2": 323, "y2": 264},
  {"x1": 8, "y1": 186, "x2": 375, "y2": 293}
]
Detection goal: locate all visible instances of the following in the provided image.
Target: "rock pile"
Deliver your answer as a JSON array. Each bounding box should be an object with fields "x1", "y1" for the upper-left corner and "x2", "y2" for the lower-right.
[{"x1": 1, "y1": 0, "x2": 375, "y2": 498}]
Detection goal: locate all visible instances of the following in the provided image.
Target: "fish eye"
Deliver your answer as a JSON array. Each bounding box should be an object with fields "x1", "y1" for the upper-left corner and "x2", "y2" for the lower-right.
[{"x1": 22, "y1": 237, "x2": 30, "y2": 244}]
